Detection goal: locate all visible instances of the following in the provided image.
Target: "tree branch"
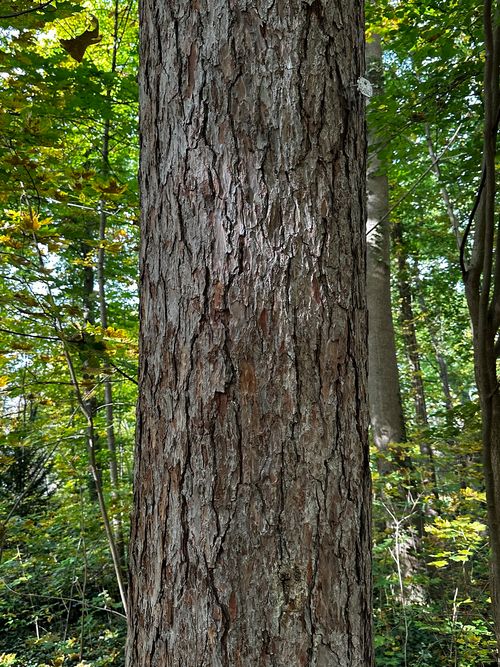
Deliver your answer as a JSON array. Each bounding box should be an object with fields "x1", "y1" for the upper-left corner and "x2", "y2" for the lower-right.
[
  {"x1": 366, "y1": 123, "x2": 462, "y2": 237},
  {"x1": 0, "y1": 0, "x2": 54, "y2": 19},
  {"x1": 0, "y1": 581, "x2": 126, "y2": 620},
  {"x1": 0, "y1": 326, "x2": 59, "y2": 341},
  {"x1": 109, "y1": 359, "x2": 138, "y2": 385},
  {"x1": 460, "y1": 166, "x2": 487, "y2": 277}
]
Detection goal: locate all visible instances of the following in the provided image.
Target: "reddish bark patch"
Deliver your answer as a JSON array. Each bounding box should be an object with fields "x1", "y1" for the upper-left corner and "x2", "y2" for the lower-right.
[
  {"x1": 215, "y1": 391, "x2": 228, "y2": 419},
  {"x1": 185, "y1": 43, "x2": 197, "y2": 99},
  {"x1": 212, "y1": 281, "x2": 225, "y2": 311},
  {"x1": 229, "y1": 591, "x2": 237, "y2": 621},
  {"x1": 258, "y1": 308, "x2": 268, "y2": 335},
  {"x1": 298, "y1": 650, "x2": 309, "y2": 666},
  {"x1": 170, "y1": 463, "x2": 181, "y2": 492},
  {"x1": 164, "y1": 599, "x2": 173, "y2": 626},
  {"x1": 239, "y1": 360, "x2": 256, "y2": 394},
  {"x1": 207, "y1": 624, "x2": 217, "y2": 644},
  {"x1": 283, "y1": 391, "x2": 293, "y2": 413},
  {"x1": 311, "y1": 275, "x2": 321, "y2": 305}
]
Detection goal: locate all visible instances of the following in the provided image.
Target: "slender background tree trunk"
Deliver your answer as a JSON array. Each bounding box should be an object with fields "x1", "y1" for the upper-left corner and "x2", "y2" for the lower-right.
[
  {"x1": 393, "y1": 227, "x2": 438, "y2": 495},
  {"x1": 97, "y1": 0, "x2": 125, "y2": 570},
  {"x1": 366, "y1": 34, "x2": 406, "y2": 458},
  {"x1": 127, "y1": 1, "x2": 372, "y2": 665},
  {"x1": 365, "y1": 35, "x2": 427, "y2": 603},
  {"x1": 461, "y1": 0, "x2": 500, "y2": 653}
]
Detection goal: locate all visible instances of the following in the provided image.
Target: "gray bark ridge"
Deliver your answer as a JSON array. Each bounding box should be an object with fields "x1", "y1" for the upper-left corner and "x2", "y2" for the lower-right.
[{"x1": 127, "y1": 2, "x2": 372, "y2": 666}]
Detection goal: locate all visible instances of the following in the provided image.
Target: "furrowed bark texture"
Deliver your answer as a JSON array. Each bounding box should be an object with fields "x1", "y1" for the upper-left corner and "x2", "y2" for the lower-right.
[{"x1": 127, "y1": 1, "x2": 371, "y2": 665}]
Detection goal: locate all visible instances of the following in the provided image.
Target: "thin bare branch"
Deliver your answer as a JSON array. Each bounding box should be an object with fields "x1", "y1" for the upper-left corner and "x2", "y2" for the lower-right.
[
  {"x1": 0, "y1": 326, "x2": 59, "y2": 341},
  {"x1": 0, "y1": 0, "x2": 54, "y2": 19},
  {"x1": 366, "y1": 123, "x2": 462, "y2": 237}
]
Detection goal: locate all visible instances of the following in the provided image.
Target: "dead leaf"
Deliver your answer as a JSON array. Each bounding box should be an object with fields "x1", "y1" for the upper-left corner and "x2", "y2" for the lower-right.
[{"x1": 60, "y1": 15, "x2": 102, "y2": 62}]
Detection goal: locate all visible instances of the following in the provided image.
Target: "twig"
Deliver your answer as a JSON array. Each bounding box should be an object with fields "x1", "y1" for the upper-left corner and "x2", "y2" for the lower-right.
[
  {"x1": 0, "y1": 326, "x2": 59, "y2": 341},
  {"x1": 460, "y1": 105, "x2": 500, "y2": 277},
  {"x1": 366, "y1": 123, "x2": 463, "y2": 237},
  {"x1": 109, "y1": 360, "x2": 138, "y2": 385},
  {"x1": 0, "y1": 579, "x2": 126, "y2": 619},
  {"x1": 0, "y1": 0, "x2": 54, "y2": 19}
]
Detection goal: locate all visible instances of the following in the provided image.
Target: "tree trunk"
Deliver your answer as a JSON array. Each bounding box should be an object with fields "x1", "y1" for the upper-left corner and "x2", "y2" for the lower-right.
[
  {"x1": 97, "y1": 0, "x2": 125, "y2": 568},
  {"x1": 126, "y1": 1, "x2": 372, "y2": 666},
  {"x1": 395, "y1": 250, "x2": 428, "y2": 428},
  {"x1": 80, "y1": 228, "x2": 102, "y2": 502},
  {"x1": 366, "y1": 34, "x2": 406, "y2": 457},
  {"x1": 393, "y1": 225, "x2": 438, "y2": 491},
  {"x1": 461, "y1": 0, "x2": 500, "y2": 654},
  {"x1": 98, "y1": 147, "x2": 126, "y2": 567},
  {"x1": 415, "y1": 286, "x2": 454, "y2": 412},
  {"x1": 366, "y1": 35, "x2": 427, "y2": 603}
]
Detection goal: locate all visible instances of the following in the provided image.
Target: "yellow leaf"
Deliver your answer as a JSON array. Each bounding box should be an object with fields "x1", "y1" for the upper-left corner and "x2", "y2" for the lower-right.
[
  {"x1": 95, "y1": 179, "x2": 127, "y2": 195},
  {"x1": 104, "y1": 326, "x2": 127, "y2": 339}
]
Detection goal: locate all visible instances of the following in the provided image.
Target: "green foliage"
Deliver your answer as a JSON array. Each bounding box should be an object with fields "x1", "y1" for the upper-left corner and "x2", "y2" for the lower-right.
[
  {"x1": 372, "y1": 421, "x2": 494, "y2": 666},
  {"x1": 0, "y1": 0, "x2": 137, "y2": 663},
  {"x1": 367, "y1": 0, "x2": 498, "y2": 660},
  {"x1": 0, "y1": 499, "x2": 127, "y2": 665}
]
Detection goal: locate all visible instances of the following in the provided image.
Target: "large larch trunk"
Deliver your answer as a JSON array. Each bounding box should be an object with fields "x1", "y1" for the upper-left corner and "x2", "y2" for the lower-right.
[{"x1": 126, "y1": 1, "x2": 372, "y2": 665}]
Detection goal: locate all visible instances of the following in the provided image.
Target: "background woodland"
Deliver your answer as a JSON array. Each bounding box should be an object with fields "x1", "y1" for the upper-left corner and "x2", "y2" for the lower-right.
[{"x1": 0, "y1": 0, "x2": 496, "y2": 665}]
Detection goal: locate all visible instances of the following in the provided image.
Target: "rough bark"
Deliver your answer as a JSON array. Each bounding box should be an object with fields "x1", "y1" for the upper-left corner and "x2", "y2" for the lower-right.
[
  {"x1": 127, "y1": 1, "x2": 372, "y2": 666},
  {"x1": 366, "y1": 35, "x2": 406, "y2": 455}
]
